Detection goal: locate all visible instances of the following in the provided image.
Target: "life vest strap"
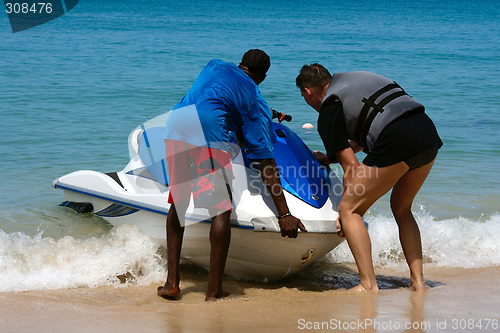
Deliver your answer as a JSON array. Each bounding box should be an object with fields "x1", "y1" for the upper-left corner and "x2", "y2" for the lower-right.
[{"x1": 355, "y1": 82, "x2": 407, "y2": 145}]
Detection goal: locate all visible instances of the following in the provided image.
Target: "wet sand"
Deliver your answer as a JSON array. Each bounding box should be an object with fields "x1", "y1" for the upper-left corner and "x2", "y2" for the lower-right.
[{"x1": 1, "y1": 264, "x2": 498, "y2": 333}]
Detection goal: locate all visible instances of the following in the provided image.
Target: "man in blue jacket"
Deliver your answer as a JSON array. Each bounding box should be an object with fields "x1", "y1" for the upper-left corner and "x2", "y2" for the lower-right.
[{"x1": 158, "y1": 50, "x2": 306, "y2": 300}]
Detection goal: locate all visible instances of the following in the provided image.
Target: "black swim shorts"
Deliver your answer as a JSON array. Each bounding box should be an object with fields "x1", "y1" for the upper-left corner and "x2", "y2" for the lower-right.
[{"x1": 363, "y1": 111, "x2": 443, "y2": 170}]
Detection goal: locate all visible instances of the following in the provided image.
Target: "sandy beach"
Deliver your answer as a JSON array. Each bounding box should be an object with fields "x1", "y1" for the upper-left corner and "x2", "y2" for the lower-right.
[{"x1": 1, "y1": 264, "x2": 498, "y2": 333}]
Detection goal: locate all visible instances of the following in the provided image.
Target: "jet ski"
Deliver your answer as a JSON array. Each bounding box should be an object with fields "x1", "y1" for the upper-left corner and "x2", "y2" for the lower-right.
[{"x1": 53, "y1": 111, "x2": 345, "y2": 281}]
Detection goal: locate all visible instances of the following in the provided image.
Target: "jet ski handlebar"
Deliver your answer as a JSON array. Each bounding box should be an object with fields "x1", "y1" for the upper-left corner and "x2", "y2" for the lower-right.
[{"x1": 271, "y1": 108, "x2": 292, "y2": 122}]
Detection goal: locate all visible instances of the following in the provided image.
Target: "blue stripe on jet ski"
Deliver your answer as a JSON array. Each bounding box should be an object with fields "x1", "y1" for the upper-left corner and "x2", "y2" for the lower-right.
[
  {"x1": 96, "y1": 203, "x2": 120, "y2": 215},
  {"x1": 54, "y1": 182, "x2": 253, "y2": 229},
  {"x1": 55, "y1": 183, "x2": 168, "y2": 215}
]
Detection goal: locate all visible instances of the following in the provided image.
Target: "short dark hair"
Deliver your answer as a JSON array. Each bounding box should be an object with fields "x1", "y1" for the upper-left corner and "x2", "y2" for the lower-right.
[
  {"x1": 240, "y1": 49, "x2": 271, "y2": 75},
  {"x1": 295, "y1": 63, "x2": 332, "y2": 91}
]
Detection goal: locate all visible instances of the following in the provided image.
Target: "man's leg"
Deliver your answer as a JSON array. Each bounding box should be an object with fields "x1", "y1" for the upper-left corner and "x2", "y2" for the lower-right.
[
  {"x1": 205, "y1": 210, "x2": 231, "y2": 301},
  {"x1": 338, "y1": 162, "x2": 409, "y2": 291},
  {"x1": 390, "y1": 159, "x2": 435, "y2": 291},
  {"x1": 158, "y1": 140, "x2": 192, "y2": 298},
  {"x1": 158, "y1": 203, "x2": 186, "y2": 298}
]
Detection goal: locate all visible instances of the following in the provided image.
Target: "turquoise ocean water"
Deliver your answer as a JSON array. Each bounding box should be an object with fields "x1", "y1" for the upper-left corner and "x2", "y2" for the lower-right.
[{"x1": 1, "y1": 0, "x2": 499, "y2": 291}]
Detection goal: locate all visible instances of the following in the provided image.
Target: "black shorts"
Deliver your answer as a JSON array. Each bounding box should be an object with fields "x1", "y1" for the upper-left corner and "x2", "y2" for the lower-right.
[{"x1": 363, "y1": 111, "x2": 443, "y2": 170}]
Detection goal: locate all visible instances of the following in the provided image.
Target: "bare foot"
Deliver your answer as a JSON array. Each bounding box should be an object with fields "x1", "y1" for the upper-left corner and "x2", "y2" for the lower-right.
[
  {"x1": 205, "y1": 290, "x2": 230, "y2": 301},
  {"x1": 410, "y1": 274, "x2": 427, "y2": 291},
  {"x1": 157, "y1": 285, "x2": 181, "y2": 299},
  {"x1": 348, "y1": 284, "x2": 366, "y2": 292},
  {"x1": 348, "y1": 284, "x2": 379, "y2": 292},
  {"x1": 409, "y1": 283, "x2": 427, "y2": 292}
]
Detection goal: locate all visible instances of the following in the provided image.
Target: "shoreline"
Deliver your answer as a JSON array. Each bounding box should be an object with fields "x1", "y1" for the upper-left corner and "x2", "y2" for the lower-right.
[{"x1": 1, "y1": 265, "x2": 498, "y2": 332}]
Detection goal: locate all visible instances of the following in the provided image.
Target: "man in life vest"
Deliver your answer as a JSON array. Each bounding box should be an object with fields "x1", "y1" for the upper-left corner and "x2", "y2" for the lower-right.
[{"x1": 296, "y1": 64, "x2": 442, "y2": 292}]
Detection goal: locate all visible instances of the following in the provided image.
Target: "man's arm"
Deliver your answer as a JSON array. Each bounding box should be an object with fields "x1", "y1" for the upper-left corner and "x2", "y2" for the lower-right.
[
  {"x1": 312, "y1": 147, "x2": 360, "y2": 193},
  {"x1": 312, "y1": 150, "x2": 330, "y2": 165},
  {"x1": 257, "y1": 158, "x2": 307, "y2": 238},
  {"x1": 334, "y1": 147, "x2": 360, "y2": 193},
  {"x1": 349, "y1": 140, "x2": 363, "y2": 154}
]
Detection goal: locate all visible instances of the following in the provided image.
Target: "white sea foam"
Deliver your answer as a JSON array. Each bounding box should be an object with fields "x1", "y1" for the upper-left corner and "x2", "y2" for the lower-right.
[
  {"x1": 326, "y1": 210, "x2": 500, "y2": 270},
  {"x1": 1, "y1": 211, "x2": 498, "y2": 292},
  {"x1": 0, "y1": 224, "x2": 166, "y2": 292}
]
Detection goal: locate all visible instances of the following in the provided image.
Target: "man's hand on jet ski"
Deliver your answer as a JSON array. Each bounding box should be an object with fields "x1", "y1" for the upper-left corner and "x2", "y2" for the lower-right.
[
  {"x1": 278, "y1": 213, "x2": 307, "y2": 239},
  {"x1": 257, "y1": 158, "x2": 307, "y2": 238}
]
